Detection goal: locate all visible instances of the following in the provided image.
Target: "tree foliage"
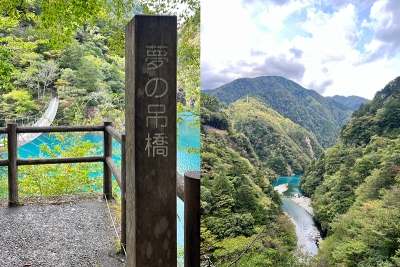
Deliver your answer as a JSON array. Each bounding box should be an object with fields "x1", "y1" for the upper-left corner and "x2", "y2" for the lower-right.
[
  {"x1": 0, "y1": 46, "x2": 15, "y2": 91},
  {"x1": 301, "y1": 76, "x2": 400, "y2": 266},
  {"x1": 0, "y1": 133, "x2": 108, "y2": 198},
  {"x1": 200, "y1": 100, "x2": 306, "y2": 265},
  {"x1": 1, "y1": 0, "x2": 200, "y2": 126},
  {"x1": 229, "y1": 97, "x2": 324, "y2": 176},
  {"x1": 1, "y1": 89, "x2": 37, "y2": 116},
  {"x1": 1, "y1": 0, "x2": 136, "y2": 49}
]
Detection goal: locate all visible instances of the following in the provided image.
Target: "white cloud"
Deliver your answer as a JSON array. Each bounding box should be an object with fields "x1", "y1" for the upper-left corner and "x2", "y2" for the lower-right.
[
  {"x1": 360, "y1": 0, "x2": 400, "y2": 62},
  {"x1": 201, "y1": 0, "x2": 400, "y2": 99},
  {"x1": 301, "y1": 4, "x2": 359, "y2": 55},
  {"x1": 201, "y1": 0, "x2": 255, "y2": 71},
  {"x1": 255, "y1": 1, "x2": 310, "y2": 32}
]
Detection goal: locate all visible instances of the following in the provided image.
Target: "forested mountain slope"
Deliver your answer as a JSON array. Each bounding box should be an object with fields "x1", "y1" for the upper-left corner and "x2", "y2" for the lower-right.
[
  {"x1": 327, "y1": 95, "x2": 370, "y2": 110},
  {"x1": 300, "y1": 76, "x2": 400, "y2": 266},
  {"x1": 200, "y1": 95, "x2": 308, "y2": 266},
  {"x1": 228, "y1": 97, "x2": 324, "y2": 176},
  {"x1": 206, "y1": 76, "x2": 354, "y2": 148}
]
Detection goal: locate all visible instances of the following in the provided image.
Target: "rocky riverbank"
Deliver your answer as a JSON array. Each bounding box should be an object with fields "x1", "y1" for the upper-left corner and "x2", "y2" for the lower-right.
[
  {"x1": 272, "y1": 175, "x2": 324, "y2": 254},
  {"x1": 273, "y1": 183, "x2": 289, "y2": 195},
  {"x1": 290, "y1": 194, "x2": 314, "y2": 215},
  {"x1": 287, "y1": 195, "x2": 322, "y2": 248}
]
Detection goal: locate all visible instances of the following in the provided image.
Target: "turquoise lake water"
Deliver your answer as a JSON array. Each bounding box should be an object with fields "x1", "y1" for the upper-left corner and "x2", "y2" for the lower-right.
[
  {"x1": 270, "y1": 174, "x2": 304, "y2": 197},
  {"x1": 12, "y1": 112, "x2": 200, "y2": 249}
]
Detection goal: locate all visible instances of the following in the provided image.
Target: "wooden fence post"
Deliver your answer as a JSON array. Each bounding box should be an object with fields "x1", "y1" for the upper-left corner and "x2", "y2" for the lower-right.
[
  {"x1": 121, "y1": 133, "x2": 126, "y2": 252},
  {"x1": 7, "y1": 123, "x2": 18, "y2": 206},
  {"x1": 184, "y1": 171, "x2": 201, "y2": 267},
  {"x1": 103, "y1": 121, "x2": 113, "y2": 199}
]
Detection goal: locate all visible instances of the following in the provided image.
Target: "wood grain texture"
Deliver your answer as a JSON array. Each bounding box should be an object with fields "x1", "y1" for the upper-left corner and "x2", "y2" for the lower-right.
[
  {"x1": 125, "y1": 15, "x2": 177, "y2": 267},
  {"x1": 184, "y1": 171, "x2": 201, "y2": 267},
  {"x1": 7, "y1": 124, "x2": 18, "y2": 206}
]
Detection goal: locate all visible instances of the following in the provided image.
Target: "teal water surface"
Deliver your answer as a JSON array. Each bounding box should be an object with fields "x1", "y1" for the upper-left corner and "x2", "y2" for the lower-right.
[
  {"x1": 13, "y1": 112, "x2": 200, "y2": 250},
  {"x1": 271, "y1": 174, "x2": 303, "y2": 196}
]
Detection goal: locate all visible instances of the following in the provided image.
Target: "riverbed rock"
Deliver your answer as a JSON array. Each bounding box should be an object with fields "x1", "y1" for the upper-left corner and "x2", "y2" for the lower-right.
[
  {"x1": 290, "y1": 195, "x2": 314, "y2": 215},
  {"x1": 274, "y1": 183, "x2": 289, "y2": 195}
]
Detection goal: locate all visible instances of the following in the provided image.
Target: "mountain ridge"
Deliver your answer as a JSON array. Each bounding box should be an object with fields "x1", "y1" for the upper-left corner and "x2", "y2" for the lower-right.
[
  {"x1": 205, "y1": 75, "x2": 354, "y2": 148},
  {"x1": 327, "y1": 95, "x2": 370, "y2": 110}
]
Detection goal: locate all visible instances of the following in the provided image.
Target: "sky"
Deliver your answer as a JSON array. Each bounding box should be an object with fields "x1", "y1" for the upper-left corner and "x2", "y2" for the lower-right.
[{"x1": 201, "y1": 0, "x2": 400, "y2": 100}]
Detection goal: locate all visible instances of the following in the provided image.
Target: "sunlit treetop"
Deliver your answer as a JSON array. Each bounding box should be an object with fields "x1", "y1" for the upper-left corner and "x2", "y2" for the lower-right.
[
  {"x1": 1, "y1": 0, "x2": 133, "y2": 49},
  {"x1": 1, "y1": 0, "x2": 199, "y2": 51}
]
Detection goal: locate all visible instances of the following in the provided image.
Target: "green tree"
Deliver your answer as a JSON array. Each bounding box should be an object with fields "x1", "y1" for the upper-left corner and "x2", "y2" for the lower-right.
[
  {"x1": 205, "y1": 213, "x2": 256, "y2": 239},
  {"x1": 235, "y1": 185, "x2": 256, "y2": 211},
  {"x1": 0, "y1": 46, "x2": 15, "y2": 91},
  {"x1": 59, "y1": 44, "x2": 90, "y2": 70},
  {"x1": 212, "y1": 172, "x2": 234, "y2": 197},
  {"x1": 75, "y1": 55, "x2": 104, "y2": 94},
  {"x1": 1, "y1": 0, "x2": 135, "y2": 48},
  {"x1": 201, "y1": 92, "x2": 226, "y2": 112},
  {"x1": 1, "y1": 89, "x2": 37, "y2": 116}
]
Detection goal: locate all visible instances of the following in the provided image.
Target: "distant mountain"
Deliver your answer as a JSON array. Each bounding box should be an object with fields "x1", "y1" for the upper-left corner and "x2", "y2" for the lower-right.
[
  {"x1": 327, "y1": 95, "x2": 370, "y2": 110},
  {"x1": 229, "y1": 97, "x2": 324, "y2": 176},
  {"x1": 206, "y1": 76, "x2": 354, "y2": 148}
]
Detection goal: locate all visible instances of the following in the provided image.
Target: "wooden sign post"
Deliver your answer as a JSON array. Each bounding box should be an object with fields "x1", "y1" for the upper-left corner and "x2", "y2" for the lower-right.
[{"x1": 125, "y1": 15, "x2": 177, "y2": 267}]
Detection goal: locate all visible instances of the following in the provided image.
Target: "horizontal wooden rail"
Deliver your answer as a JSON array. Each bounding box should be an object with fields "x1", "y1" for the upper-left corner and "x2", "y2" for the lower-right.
[
  {"x1": 105, "y1": 126, "x2": 122, "y2": 144},
  {"x1": 105, "y1": 156, "x2": 122, "y2": 188},
  {"x1": 1, "y1": 157, "x2": 104, "y2": 166},
  {"x1": 18, "y1": 156, "x2": 104, "y2": 166},
  {"x1": 2, "y1": 122, "x2": 200, "y2": 263},
  {"x1": 17, "y1": 125, "x2": 105, "y2": 133}
]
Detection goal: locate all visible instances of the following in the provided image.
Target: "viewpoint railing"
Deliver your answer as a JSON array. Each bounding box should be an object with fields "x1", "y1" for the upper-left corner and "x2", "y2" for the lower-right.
[{"x1": 0, "y1": 122, "x2": 200, "y2": 265}]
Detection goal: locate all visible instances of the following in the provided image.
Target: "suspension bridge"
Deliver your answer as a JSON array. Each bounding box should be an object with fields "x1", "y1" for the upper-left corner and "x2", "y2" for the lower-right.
[{"x1": 0, "y1": 96, "x2": 59, "y2": 151}]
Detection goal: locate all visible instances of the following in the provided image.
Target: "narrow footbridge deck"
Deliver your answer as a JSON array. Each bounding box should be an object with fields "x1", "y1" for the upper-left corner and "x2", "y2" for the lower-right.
[
  {"x1": 17, "y1": 96, "x2": 59, "y2": 146},
  {"x1": 0, "y1": 96, "x2": 59, "y2": 150},
  {"x1": 0, "y1": 194, "x2": 124, "y2": 267}
]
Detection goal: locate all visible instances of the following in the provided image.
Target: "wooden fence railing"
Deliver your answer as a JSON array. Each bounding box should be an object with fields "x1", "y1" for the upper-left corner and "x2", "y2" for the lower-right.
[{"x1": 0, "y1": 122, "x2": 200, "y2": 264}]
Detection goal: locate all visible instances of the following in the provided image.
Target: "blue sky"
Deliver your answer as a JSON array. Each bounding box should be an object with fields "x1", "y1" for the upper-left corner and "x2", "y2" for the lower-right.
[{"x1": 201, "y1": 0, "x2": 400, "y2": 99}]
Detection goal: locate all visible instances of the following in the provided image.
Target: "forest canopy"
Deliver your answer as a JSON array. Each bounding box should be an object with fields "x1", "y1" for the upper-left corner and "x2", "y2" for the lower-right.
[
  {"x1": 0, "y1": 0, "x2": 200, "y2": 126},
  {"x1": 300, "y1": 76, "x2": 400, "y2": 266}
]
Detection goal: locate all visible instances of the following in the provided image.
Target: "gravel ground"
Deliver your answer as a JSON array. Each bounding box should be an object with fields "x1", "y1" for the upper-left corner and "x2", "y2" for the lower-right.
[{"x1": 0, "y1": 194, "x2": 125, "y2": 267}]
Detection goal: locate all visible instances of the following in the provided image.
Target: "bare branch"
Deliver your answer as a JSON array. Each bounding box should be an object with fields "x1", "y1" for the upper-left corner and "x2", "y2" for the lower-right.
[{"x1": 226, "y1": 227, "x2": 266, "y2": 267}]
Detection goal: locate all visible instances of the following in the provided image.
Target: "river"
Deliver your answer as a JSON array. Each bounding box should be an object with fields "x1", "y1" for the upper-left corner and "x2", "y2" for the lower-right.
[{"x1": 271, "y1": 174, "x2": 322, "y2": 255}]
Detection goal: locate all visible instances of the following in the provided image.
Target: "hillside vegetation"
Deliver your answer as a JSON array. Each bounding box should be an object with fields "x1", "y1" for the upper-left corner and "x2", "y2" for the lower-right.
[
  {"x1": 206, "y1": 76, "x2": 354, "y2": 148},
  {"x1": 300, "y1": 76, "x2": 400, "y2": 266},
  {"x1": 0, "y1": 1, "x2": 200, "y2": 129},
  {"x1": 200, "y1": 95, "x2": 309, "y2": 266},
  {"x1": 229, "y1": 97, "x2": 324, "y2": 176}
]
